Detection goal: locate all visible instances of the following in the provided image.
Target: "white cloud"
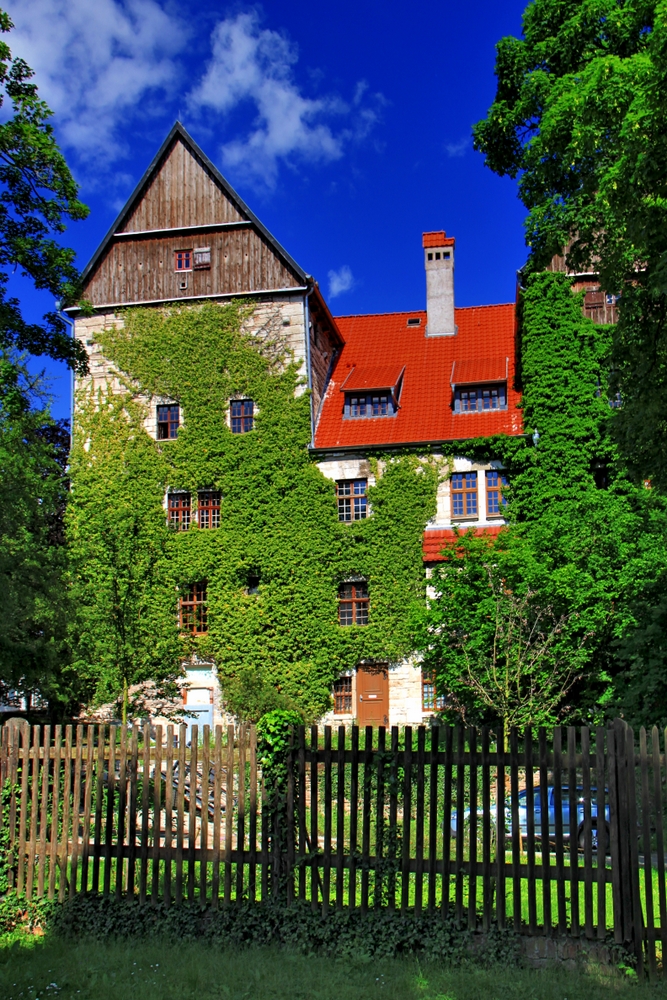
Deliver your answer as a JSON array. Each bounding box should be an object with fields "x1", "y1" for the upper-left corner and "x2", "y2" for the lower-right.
[
  {"x1": 188, "y1": 12, "x2": 382, "y2": 188},
  {"x1": 4, "y1": 0, "x2": 188, "y2": 162},
  {"x1": 328, "y1": 265, "x2": 354, "y2": 299},
  {"x1": 446, "y1": 136, "x2": 470, "y2": 158}
]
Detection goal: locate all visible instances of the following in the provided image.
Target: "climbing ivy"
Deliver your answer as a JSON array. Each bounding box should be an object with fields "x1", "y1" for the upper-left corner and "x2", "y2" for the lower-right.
[{"x1": 67, "y1": 301, "x2": 440, "y2": 721}]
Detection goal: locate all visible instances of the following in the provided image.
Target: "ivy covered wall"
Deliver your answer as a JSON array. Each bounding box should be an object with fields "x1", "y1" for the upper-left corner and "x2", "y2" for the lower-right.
[{"x1": 67, "y1": 301, "x2": 439, "y2": 721}]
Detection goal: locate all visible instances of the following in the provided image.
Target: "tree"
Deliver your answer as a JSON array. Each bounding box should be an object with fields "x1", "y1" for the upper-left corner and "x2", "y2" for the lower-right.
[
  {"x1": 0, "y1": 352, "x2": 71, "y2": 709},
  {"x1": 0, "y1": 9, "x2": 88, "y2": 371},
  {"x1": 473, "y1": 0, "x2": 667, "y2": 488},
  {"x1": 415, "y1": 532, "x2": 589, "y2": 732},
  {"x1": 67, "y1": 390, "x2": 183, "y2": 723}
]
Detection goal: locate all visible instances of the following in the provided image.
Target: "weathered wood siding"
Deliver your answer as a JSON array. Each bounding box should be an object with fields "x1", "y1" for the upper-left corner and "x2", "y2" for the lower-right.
[
  {"x1": 82, "y1": 228, "x2": 303, "y2": 306},
  {"x1": 119, "y1": 139, "x2": 245, "y2": 232},
  {"x1": 309, "y1": 303, "x2": 340, "y2": 418}
]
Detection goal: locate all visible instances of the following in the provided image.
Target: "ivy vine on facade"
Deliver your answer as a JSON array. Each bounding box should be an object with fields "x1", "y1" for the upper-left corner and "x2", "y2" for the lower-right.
[{"x1": 66, "y1": 122, "x2": 536, "y2": 727}]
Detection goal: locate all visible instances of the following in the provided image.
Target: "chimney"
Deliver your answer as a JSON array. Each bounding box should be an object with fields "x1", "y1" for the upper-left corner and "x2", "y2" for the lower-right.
[{"x1": 423, "y1": 231, "x2": 456, "y2": 336}]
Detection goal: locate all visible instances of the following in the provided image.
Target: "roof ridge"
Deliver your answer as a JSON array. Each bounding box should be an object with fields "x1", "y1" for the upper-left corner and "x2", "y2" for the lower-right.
[{"x1": 335, "y1": 302, "x2": 515, "y2": 320}]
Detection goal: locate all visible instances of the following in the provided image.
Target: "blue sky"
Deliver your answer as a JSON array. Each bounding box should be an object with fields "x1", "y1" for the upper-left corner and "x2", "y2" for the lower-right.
[{"x1": 5, "y1": 0, "x2": 529, "y2": 421}]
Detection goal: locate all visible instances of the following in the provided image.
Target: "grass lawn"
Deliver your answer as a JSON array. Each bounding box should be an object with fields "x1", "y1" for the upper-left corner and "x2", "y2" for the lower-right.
[{"x1": 0, "y1": 937, "x2": 661, "y2": 1000}]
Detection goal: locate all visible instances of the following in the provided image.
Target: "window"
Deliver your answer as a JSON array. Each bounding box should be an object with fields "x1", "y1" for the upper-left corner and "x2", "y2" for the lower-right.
[
  {"x1": 451, "y1": 472, "x2": 478, "y2": 517},
  {"x1": 179, "y1": 583, "x2": 207, "y2": 634},
  {"x1": 336, "y1": 479, "x2": 367, "y2": 521},
  {"x1": 344, "y1": 393, "x2": 395, "y2": 418},
  {"x1": 198, "y1": 491, "x2": 221, "y2": 529},
  {"x1": 486, "y1": 470, "x2": 508, "y2": 516},
  {"x1": 454, "y1": 384, "x2": 506, "y2": 413},
  {"x1": 168, "y1": 492, "x2": 191, "y2": 530},
  {"x1": 338, "y1": 582, "x2": 369, "y2": 626},
  {"x1": 230, "y1": 399, "x2": 254, "y2": 434},
  {"x1": 174, "y1": 250, "x2": 192, "y2": 271},
  {"x1": 422, "y1": 671, "x2": 445, "y2": 712},
  {"x1": 333, "y1": 676, "x2": 352, "y2": 714},
  {"x1": 247, "y1": 574, "x2": 260, "y2": 596},
  {"x1": 193, "y1": 247, "x2": 211, "y2": 269},
  {"x1": 407, "y1": 317, "x2": 421, "y2": 326},
  {"x1": 157, "y1": 404, "x2": 179, "y2": 439}
]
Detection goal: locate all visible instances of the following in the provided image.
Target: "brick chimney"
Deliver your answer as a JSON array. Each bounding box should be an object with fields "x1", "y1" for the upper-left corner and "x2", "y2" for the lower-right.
[{"x1": 423, "y1": 231, "x2": 456, "y2": 336}]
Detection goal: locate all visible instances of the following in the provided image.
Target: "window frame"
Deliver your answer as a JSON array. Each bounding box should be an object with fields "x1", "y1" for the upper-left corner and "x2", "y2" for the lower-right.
[
  {"x1": 451, "y1": 471, "x2": 478, "y2": 519},
  {"x1": 179, "y1": 582, "x2": 208, "y2": 635},
  {"x1": 168, "y1": 491, "x2": 191, "y2": 530},
  {"x1": 344, "y1": 391, "x2": 397, "y2": 419},
  {"x1": 174, "y1": 249, "x2": 192, "y2": 272},
  {"x1": 422, "y1": 670, "x2": 445, "y2": 712},
  {"x1": 333, "y1": 675, "x2": 353, "y2": 714},
  {"x1": 453, "y1": 383, "x2": 507, "y2": 413},
  {"x1": 336, "y1": 479, "x2": 368, "y2": 521},
  {"x1": 338, "y1": 581, "x2": 369, "y2": 626},
  {"x1": 198, "y1": 490, "x2": 221, "y2": 529},
  {"x1": 157, "y1": 404, "x2": 180, "y2": 440},
  {"x1": 485, "y1": 470, "x2": 508, "y2": 517},
  {"x1": 230, "y1": 398, "x2": 254, "y2": 434}
]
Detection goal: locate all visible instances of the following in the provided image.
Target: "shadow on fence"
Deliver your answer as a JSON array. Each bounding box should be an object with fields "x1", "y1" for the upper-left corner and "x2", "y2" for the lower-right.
[{"x1": 0, "y1": 719, "x2": 664, "y2": 976}]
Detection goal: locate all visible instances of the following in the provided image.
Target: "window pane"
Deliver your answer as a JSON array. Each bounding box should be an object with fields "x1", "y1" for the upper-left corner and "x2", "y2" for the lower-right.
[
  {"x1": 338, "y1": 497, "x2": 352, "y2": 521},
  {"x1": 355, "y1": 603, "x2": 369, "y2": 625},
  {"x1": 339, "y1": 602, "x2": 353, "y2": 625},
  {"x1": 353, "y1": 479, "x2": 367, "y2": 495},
  {"x1": 353, "y1": 496, "x2": 367, "y2": 519}
]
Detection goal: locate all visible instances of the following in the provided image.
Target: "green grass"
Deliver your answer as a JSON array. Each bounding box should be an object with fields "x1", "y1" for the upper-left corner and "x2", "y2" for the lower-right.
[{"x1": 0, "y1": 937, "x2": 660, "y2": 1000}]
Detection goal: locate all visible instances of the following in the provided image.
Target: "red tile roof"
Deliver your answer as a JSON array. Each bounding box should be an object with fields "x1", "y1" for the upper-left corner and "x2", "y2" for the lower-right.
[
  {"x1": 423, "y1": 231, "x2": 456, "y2": 248},
  {"x1": 314, "y1": 305, "x2": 522, "y2": 449},
  {"x1": 451, "y1": 357, "x2": 508, "y2": 386},
  {"x1": 341, "y1": 364, "x2": 405, "y2": 392},
  {"x1": 423, "y1": 525, "x2": 505, "y2": 562}
]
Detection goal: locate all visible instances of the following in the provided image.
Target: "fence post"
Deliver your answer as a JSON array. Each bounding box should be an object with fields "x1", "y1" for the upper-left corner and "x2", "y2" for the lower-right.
[{"x1": 609, "y1": 719, "x2": 644, "y2": 973}]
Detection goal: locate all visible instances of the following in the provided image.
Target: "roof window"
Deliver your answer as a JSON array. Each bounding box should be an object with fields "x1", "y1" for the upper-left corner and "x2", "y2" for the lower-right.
[{"x1": 407, "y1": 317, "x2": 421, "y2": 326}]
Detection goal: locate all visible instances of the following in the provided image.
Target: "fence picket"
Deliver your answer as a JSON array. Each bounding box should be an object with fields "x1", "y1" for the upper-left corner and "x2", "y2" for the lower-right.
[
  {"x1": 175, "y1": 725, "x2": 186, "y2": 905},
  {"x1": 211, "y1": 725, "x2": 222, "y2": 907},
  {"x1": 115, "y1": 726, "x2": 128, "y2": 898},
  {"x1": 441, "y1": 725, "x2": 453, "y2": 919},
  {"x1": 454, "y1": 726, "x2": 465, "y2": 929},
  {"x1": 224, "y1": 725, "x2": 234, "y2": 904},
  {"x1": 16, "y1": 723, "x2": 31, "y2": 896},
  {"x1": 349, "y1": 725, "x2": 359, "y2": 910},
  {"x1": 360, "y1": 726, "x2": 372, "y2": 914},
  {"x1": 187, "y1": 727, "x2": 198, "y2": 903},
  {"x1": 336, "y1": 726, "x2": 345, "y2": 909},
  {"x1": 639, "y1": 727, "x2": 657, "y2": 979},
  {"x1": 26, "y1": 726, "x2": 40, "y2": 899},
  {"x1": 151, "y1": 725, "x2": 163, "y2": 904},
  {"x1": 595, "y1": 727, "x2": 606, "y2": 940},
  {"x1": 415, "y1": 726, "x2": 425, "y2": 917},
  {"x1": 481, "y1": 726, "x2": 492, "y2": 932},
  {"x1": 58, "y1": 726, "x2": 73, "y2": 903},
  {"x1": 567, "y1": 727, "x2": 579, "y2": 937},
  {"x1": 323, "y1": 726, "x2": 332, "y2": 913},
  {"x1": 375, "y1": 726, "x2": 386, "y2": 910},
  {"x1": 37, "y1": 725, "x2": 51, "y2": 898},
  {"x1": 525, "y1": 728, "x2": 537, "y2": 935},
  {"x1": 309, "y1": 724, "x2": 319, "y2": 909},
  {"x1": 80, "y1": 725, "x2": 95, "y2": 896},
  {"x1": 388, "y1": 726, "x2": 399, "y2": 911},
  {"x1": 297, "y1": 725, "x2": 306, "y2": 902},
  {"x1": 495, "y1": 725, "x2": 505, "y2": 930},
  {"x1": 401, "y1": 727, "x2": 412, "y2": 915},
  {"x1": 249, "y1": 725, "x2": 258, "y2": 904},
  {"x1": 652, "y1": 726, "x2": 667, "y2": 976},
  {"x1": 427, "y1": 725, "x2": 439, "y2": 915},
  {"x1": 552, "y1": 727, "x2": 566, "y2": 933},
  {"x1": 581, "y1": 727, "x2": 594, "y2": 939},
  {"x1": 163, "y1": 725, "x2": 174, "y2": 907},
  {"x1": 467, "y1": 727, "x2": 478, "y2": 932},
  {"x1": 127, "y1": 726, "x2": 139, "y2": 898}
]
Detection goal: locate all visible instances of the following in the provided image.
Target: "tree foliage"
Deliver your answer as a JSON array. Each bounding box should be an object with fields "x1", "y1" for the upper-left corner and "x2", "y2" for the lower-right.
[
  {"x1": 473, "y1": 0, "x2": 667, "y2": 488},
  {"x1": 0, "y1": 10, "x2": 88, "y2": 372},
  {"x1": 0, "y1": 353, "x2": 71, "y2": 708}
]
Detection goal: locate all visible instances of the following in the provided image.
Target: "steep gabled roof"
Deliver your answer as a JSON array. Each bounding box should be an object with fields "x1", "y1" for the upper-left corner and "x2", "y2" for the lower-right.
[{"x1": 80, "y1": 121, "x2": 308, "y2": 287}]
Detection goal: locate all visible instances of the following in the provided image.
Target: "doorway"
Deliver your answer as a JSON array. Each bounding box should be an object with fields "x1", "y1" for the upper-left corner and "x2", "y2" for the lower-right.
[{"x1": 356, "y1": 663, "x2": 389, "y2": 727}]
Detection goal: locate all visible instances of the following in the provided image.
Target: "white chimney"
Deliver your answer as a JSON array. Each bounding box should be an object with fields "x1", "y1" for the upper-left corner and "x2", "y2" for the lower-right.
[{"x1": 423, "y1": 231, "x2": 456, "y2": 336}]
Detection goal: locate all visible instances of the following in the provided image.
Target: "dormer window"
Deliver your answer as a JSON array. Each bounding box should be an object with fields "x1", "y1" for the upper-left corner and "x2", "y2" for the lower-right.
[
  {"x1": 454, "y1": 384, "x2": 507, "y2": 412},
  {"x1": 345, "y1": 393, "x2": 395, "y2": 418},
  {"x1": 341, "y1": 365, "x2": 404, "y2": 420}
]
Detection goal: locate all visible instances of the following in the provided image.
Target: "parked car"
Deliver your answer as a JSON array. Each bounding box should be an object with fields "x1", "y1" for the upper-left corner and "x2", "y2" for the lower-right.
[{"x1": 451, "y1": 785, "x2": 610, "y2": 851}]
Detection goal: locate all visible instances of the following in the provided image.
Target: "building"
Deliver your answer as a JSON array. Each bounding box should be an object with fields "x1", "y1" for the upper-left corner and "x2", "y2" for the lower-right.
[{"x1": 69, "y1": 122, "x2": 524, "y2": 729}]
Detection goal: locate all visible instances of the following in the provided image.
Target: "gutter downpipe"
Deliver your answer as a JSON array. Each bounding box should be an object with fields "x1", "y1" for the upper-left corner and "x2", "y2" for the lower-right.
[{"x1": 304, "y1": 279, "x2": 316, "y2": 449}]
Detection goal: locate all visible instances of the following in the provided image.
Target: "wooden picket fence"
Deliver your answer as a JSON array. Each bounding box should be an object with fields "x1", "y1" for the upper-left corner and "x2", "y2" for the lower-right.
[{"x1": 0, "y1": 718, "x2": 666, "y2": 976}]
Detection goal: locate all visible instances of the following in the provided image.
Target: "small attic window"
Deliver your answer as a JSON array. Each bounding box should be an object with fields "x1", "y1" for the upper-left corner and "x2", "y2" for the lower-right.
[
  {"x1": 175, "y1": 250, "x2": 192, "y2": 271},
  {"x1": 193, "y1": 247, "x2": 211, "y2": 270},
  {"x1": 407, "y1": 318, "x2": 421, "y2": 327}
]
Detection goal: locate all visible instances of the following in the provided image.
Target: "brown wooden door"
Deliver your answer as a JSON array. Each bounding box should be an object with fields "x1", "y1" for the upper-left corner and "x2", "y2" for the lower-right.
[{"x1": 356, "y1": 663, "x2": 389, "y2": 727}]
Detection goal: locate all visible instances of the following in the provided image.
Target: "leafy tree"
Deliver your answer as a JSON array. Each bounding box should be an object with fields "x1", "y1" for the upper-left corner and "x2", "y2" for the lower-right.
[
  {"x1": 473, "y1": 0, "x2": 667, "y2": 488},
  {"x1": 66, "y1": 390, "x2": 183, "y2": 723},
  {"x1": 416, "y1": 532, "x2": 588, "y2": 731},
  {"x1": 0, "y1": 10, "x2": 88, "y2": 371},
  {"x1": 0, "y1": 353, "x2": 71, "y2": 709}
]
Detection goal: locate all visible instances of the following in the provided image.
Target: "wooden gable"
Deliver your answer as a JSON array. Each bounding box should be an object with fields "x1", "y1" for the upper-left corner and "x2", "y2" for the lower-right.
[
  {"x1": 78, "y1": 122, "x2": 308, "y2": 309},
  {"x1": 119, "y1": 138, "x2": 246, "y2": 233}
]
